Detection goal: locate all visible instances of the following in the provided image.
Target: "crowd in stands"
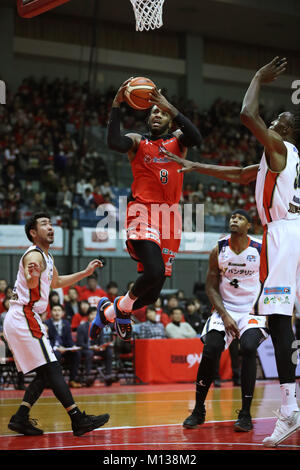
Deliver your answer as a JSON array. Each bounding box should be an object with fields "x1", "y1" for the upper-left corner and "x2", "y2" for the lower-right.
[
  {"x1": 0, "y1": 274, "x2": 212, "y2": 389},
  {"x1": 0, "y1": 76, "x2": 282, "y2": 234}
]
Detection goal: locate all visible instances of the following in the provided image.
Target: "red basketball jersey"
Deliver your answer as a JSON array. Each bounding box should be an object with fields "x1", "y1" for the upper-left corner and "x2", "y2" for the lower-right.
[{"x1": 131, "y1": 135, "x2": 184, "y2": 204}]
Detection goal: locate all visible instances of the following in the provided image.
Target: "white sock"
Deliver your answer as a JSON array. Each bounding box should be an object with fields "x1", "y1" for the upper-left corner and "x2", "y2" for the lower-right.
[
  {"x1": 280, "y1": 383, "x2": 299, "y2": 418},
  {"x1": 119, "y1": 292, "x2": 136, "y2": 313},
  {"x1": 103, "y1": 304, "x2": 115, "y2": 323}
]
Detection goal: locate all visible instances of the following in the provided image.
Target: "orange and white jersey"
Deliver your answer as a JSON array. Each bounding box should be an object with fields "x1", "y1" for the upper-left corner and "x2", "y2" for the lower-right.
[
  {"x1": 255, "y1": 141, "x2": 300, "y2": 226},
  {"x1": 10, "y1": 245, "x2": 54, "y2": 314}
]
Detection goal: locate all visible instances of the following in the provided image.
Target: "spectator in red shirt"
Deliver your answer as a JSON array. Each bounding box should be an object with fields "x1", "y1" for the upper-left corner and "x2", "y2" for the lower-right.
[
  {"x1": 154, "y1": 296, "x2": 170, "y2": 327},
  {"x1": 81, "y1": 274, "x2": 108, "y2": 307},
  {"x1": 63, "y1": 284, "x2": 85, "y2": 302},
  {"x1": 0, "y1": 279, "x2": 8, "y2": 314},
  {"x1": 71, "y1": 300, "x2": 90, "y2": 331},
  {"x1": 92, "y1": 185, "x2": 105, "y2": 206}
]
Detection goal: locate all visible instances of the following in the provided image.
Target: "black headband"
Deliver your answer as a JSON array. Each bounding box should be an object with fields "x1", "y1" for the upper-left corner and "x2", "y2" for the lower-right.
[{"x1": 231, "y1": 209, "x2": 252, "y2": 223}]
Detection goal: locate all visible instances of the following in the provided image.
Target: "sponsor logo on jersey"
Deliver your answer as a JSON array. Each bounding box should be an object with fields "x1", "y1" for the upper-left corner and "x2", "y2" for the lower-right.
[
  {"x1": 264, "y1": 286, "x2": 291, "y2": 295},
  {"x1": 153, "y1": 156, "x2": 170, "y2": 163},
  {"x1": 264, "y1": 295, "x2": 291, "y2": 305}
]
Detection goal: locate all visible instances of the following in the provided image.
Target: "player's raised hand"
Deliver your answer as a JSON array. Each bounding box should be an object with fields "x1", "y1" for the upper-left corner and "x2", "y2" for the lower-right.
[
  {"x1": 113, "y1": 77, "x2": 134, "y2": 105},
  {"x1": 256, "y1": 57, "x2": 287, "y2": 83},
  {"x1": 148, "y1": 87, "x2": 175, "y2": 115},
  {"x1": 84, "y1": 259, "x2": 103, "y2": 276}
]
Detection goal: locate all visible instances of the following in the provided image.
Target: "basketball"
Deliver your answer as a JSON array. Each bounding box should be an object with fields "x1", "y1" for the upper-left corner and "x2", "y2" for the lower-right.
[{"x1": 124, "y1": 77, "x2": 156, "y2": 110}]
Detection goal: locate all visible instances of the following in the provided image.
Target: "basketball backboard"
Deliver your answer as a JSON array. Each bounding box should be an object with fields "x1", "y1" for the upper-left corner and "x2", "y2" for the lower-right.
[{"x1": 17, "y1": 0, "x2": 70, "y2": 18}]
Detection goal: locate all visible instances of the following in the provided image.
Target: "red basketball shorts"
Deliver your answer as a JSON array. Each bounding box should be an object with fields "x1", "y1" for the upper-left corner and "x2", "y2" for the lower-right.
[{"x1": 125, "y1": 201, "x2": 182, "y2": 277}]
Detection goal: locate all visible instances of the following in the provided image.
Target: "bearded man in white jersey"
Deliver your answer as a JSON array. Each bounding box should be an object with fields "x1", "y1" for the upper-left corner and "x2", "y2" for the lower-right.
[
  {"x1": 182, "y1": 210, "x2": 267, "y2": 432},
  {"x1": 3, "y1": 212, "x2": 110, "y2": 436},
  {"x1": 163, "y1": 57, "x2": 300, "y2": 447}
]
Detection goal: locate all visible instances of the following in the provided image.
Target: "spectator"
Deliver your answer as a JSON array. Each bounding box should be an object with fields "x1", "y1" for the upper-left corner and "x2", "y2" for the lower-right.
[
  {"x1": 71, "y1": 299, "x2": 90, "y2": 331},
  {"x1": 56, "y1": 184, "x2": 73, "y2": 210},
  {"x1": 46, "y1": 290, "x2": 61, "y2": 319},
  {"x1": 153, "y1": 297, "x2": 170, "y2": 327},
  {"x1": 29, "y1": 193, "x2": 47, "y2": 213},
  {"x1": 138, "y1": 306, "x2": 166, "y2": 339},
  {"x1": 106, "y1": 281, "x2": 119, "y2": 303},
  {"x1": 100, "y1": 180, "x2": 114, "y2": 200},
  {"x1": 45, "y1": 304, "x2": 82, "y2": 388},
  {"x1": 165, "y1": 308, "x2": 197, "y2": 339},
  {"x1": 81, "y1": 274, "x2": 108, "y2": 307},
  {"x1": 0, "y1": 280, "x2": 8, "y2": 314},
  {"x1": 92, "y1": 185, "x2": 105, "y2": 206},
  {"x1": 164, "y1": 294, "x2": 179, "y2": 316},
  {"x1": 184, "y1": 299, "x2": 205, "y2": 335},
  {"x1": 64, "y1": 286, "x2": 80, "y2": 323},
  {"x1": 0, "y1": 297, "x2": 11, "y2": 335},
  {"x1": 177, "y1": 290, "x2": 187, "y2": 310},
  {"x1": 4, "y1": 286, "x2": 13, "y2": 300},
  {"x1": 76, "y1": 307, "x2": 115, "y2": 386},
  {"x1": 81, "y1": 188, "x2": 95, "y2": 210}
]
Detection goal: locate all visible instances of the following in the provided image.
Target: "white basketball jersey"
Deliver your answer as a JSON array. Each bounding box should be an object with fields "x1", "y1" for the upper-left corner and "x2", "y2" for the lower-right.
[
  {"x1": 255, "y1": 141, "x2": 300, "y2": 226},
  {"x1": 217, "y1": 235, "x2": 262, "y2": 314},
  {"x1": 10, "y1": 245, "x2": 54, "y2": 314}
]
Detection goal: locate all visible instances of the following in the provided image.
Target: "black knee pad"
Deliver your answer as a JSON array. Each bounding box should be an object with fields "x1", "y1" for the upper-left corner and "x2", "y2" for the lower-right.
[
  {"x1": 202, "y1": 331, "x2": 225, "y2": 359},
  {"x1": 240, "y1": 329, "x2": 264, "y2": 357}
]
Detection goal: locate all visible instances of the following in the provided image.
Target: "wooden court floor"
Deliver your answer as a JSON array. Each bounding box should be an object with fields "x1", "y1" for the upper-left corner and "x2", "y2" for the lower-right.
[{"x1": 1, "y1": 380, "x2": 300, "y2": 452}]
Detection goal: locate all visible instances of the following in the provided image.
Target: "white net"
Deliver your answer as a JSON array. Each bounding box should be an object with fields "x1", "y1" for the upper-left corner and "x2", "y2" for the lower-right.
[{"x1": 130, "y1": 0, "x2": 165, "y2": 32}]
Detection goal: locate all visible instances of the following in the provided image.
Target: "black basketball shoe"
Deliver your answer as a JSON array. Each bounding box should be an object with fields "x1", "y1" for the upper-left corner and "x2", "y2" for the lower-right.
[
  {"x1": 183, "y1": 405, "x2": 206, "y2": 429},
  {"x1": 234, "y1": 410, "x2": 253, "y2": 432},
  {"x1": 8, "y1": 414, "x2": 43, "y2": 436}
]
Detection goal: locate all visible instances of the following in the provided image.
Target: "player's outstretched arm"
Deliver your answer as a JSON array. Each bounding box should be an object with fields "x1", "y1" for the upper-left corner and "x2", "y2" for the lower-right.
[
  {"x1": 240, "y1": 57, "x2": 287, "y2": 171},
  {"x1": 206, "y1": 247, "x2": 240, "y2": 338},
  {"x1": 162, "y1": 148, "x2": 258, "y2": 184},
  {"x1": 51, "y1": 259, "x2": 103, "y2": 289}
]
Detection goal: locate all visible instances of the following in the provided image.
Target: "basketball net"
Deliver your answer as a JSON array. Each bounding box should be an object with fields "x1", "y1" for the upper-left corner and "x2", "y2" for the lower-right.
[{"x1": 130, "y1": 0, "x2": 165, "y2": 32}]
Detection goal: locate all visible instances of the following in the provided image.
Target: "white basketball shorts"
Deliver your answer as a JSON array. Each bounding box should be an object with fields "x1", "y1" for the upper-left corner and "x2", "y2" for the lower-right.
[
  {"x1": 255, "y1": 217, "x2": 300, "y2": 316},
  {"x1": 201, "y1": 309, "x2": 268, "y2": 349},
  {"x1": 3, "y1": 304, "x2": 57, "y2": 374}
]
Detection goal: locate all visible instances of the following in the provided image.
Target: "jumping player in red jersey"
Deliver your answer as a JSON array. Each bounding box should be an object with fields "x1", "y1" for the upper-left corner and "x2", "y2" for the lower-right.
[{"x1": 90, "y1": 78, "x2": 202, "y2": 341}]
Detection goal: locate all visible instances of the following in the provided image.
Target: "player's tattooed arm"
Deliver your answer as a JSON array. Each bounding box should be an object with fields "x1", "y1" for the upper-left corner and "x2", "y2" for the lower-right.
[{"x1": 206, "y1": 246, "x2": 240, "y2": 338}]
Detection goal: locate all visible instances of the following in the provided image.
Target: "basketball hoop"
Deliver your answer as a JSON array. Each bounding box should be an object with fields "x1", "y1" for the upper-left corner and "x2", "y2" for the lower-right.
[{"x1": 130, "y1": 0, "x2": 165, "y2": 32}]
